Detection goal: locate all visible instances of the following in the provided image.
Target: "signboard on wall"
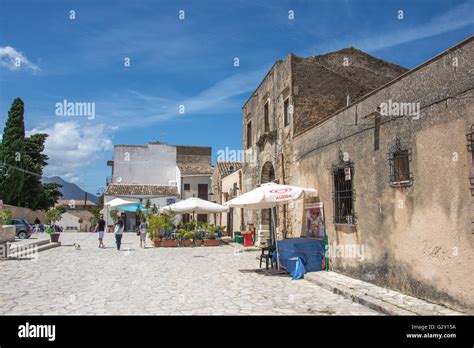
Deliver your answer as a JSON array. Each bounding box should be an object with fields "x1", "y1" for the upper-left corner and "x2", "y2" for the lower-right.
[
  {"x1": 344, "y1": 167, "x2": 351, "y2": 181},
  {"x1": 303, "y1": 202, "x2": 326, "y2": 239}
]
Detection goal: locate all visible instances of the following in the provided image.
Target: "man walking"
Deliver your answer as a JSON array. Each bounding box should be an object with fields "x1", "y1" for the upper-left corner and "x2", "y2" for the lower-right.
[{"x1": 94, "y1": 214, "x2": 106, "y2": 248}]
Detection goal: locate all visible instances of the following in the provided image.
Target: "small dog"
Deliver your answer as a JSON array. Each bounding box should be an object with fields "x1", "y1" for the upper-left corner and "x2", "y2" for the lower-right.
[{"x1": 74, "y1": 243, "x2": 81, "y2": 250}]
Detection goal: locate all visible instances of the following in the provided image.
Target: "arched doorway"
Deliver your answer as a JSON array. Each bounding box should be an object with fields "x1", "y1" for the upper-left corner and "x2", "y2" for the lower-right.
[{"x1": 260, "y1": 161, "x2": 275, "y2": 244}]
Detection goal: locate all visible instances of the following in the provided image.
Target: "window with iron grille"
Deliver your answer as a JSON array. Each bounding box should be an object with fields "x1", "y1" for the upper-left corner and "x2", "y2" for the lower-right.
[
  {"x1": 388, "y1": 139, "x2": 413, "y2": 187},
  {"x1": 333, "y1": 166, "x2": 355, "y2": 224}
]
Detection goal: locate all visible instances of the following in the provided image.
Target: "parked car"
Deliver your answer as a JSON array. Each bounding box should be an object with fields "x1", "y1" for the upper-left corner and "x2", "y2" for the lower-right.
[{"x1": 11, "y1": 218, "x2": 32, "y2": 239}]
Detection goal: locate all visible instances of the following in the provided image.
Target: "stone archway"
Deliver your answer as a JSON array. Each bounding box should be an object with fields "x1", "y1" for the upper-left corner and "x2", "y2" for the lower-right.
[{"x1": 260, "y1": 161, "x2": 275, "y2": 230}]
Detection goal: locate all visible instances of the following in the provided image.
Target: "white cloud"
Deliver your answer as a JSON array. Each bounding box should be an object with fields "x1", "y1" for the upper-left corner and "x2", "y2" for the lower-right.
[
  {"x1": 303, "y1": 1, "x2": 474, "y2": 55},
  {"x1": 28, "y1": 122, "x2": 113, "y2": 182},
  {"x1": 98, "y1": 66, "x2": 269, "y2": 128},
  {"x1": 0, "y1": 46, "x2": 40, "y2": 71}
]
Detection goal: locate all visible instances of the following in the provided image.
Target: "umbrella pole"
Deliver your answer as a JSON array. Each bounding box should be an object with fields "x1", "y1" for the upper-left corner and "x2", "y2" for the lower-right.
[{"x1": 271, "y1": 207, "x2": 280, "y2": 270}]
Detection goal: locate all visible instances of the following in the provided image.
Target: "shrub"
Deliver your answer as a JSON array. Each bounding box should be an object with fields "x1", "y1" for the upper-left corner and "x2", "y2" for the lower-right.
[
  {"x1": 183, "y1": 231, "x2": 195, "y2": 240},
  {"x1": 0, "y1": 208, "x2": 12, "y2": 225}
]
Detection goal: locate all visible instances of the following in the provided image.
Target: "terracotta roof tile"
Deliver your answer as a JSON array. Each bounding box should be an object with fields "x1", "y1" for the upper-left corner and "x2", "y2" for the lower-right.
[
  {"x1": 178, "y1": 164, "x2": 214, "y2": 175},
  {"x1": 216, "y1": 161, "x2": 243, "y2": 177},
  {"x1": 106, "y1": 184, "x2": 178, "y2": 196}
]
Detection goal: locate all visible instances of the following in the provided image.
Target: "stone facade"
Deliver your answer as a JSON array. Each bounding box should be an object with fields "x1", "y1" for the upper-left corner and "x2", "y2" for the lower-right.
[
  {"x1": 242, "y1": 37, "x2": 474, "y2": 312},
  {"x1": 242, "y1": 47, "x2": 407, "y2": 234}
]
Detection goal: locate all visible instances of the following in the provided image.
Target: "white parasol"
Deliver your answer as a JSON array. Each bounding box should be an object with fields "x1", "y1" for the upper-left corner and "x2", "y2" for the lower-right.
[{"x1": 225, "y1": 183, "x2": 317, "y2": 269}]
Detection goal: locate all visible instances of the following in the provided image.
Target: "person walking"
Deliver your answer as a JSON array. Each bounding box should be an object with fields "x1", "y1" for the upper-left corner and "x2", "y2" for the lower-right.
[
  {"x1": 94, "y1": 214, "x2": 106, "y2": 248},
  {"x1": 114, "y1": 217, "x2": 124, "y2": 250},
  {"x1": 34, "y1": 217, "x2": 41, "y2": 233},
  {"x1": 139, "y1": 217, "x2": 148, "y2": 248}
]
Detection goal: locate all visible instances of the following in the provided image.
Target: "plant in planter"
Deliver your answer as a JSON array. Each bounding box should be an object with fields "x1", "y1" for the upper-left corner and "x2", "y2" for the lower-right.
[
  {"x1": 0, "y1": 208, "x2": 15, "y2": 245},
  {"x1": 193, "y1": 229, "x2": 203, "y2": 246},
  {"x1": 183, "y1": 231, "x2": 195, "y2": 247},
  {"x1": 176, "y1": 229, "x2": 186, "y2": 247},
  {"x1": 204, "y1": 230, "x2": 220, "y2": 246},
  {"x1": 46, "y1": 207, "x2": 63, "y2": 242},
  {"x1": 149, "y1": 212, "x2": 178, "y2": 247},
  {"x1": 148, "y1": 215, "x2": 163, "y2": 247},
  {"x1": 0, "y1": 208, "x2": 12, "y2": 225}
]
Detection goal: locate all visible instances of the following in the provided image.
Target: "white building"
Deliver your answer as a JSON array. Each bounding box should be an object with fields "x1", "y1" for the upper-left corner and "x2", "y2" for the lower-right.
[
  {"x1": 57, "y1": 211, "x2": 95, "y2": 232},
  {"x1": 105, "y1": 142, "x2": 213, "y2": 231}
]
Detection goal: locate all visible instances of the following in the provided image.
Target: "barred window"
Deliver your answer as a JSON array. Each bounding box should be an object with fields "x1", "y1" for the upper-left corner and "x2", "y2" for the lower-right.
[
  {"x1": 333, "y1": 167, "x2": 354, "y2": 224},
  {"x1": 389, "y1": 141, "x2": 413, "y2": 187}
]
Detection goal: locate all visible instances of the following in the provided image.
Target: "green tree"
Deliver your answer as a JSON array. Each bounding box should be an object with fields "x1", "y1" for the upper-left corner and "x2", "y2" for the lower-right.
[
  {"x1": 46, "y1": 207, "x2": 63, "y2": 224},
  {"x1": 18, "y1": 133, "x2": 49, "y2": 209},
  {"x1": 0, "y1": 98, "x2": 26, "y2": 205},
  {"x1": 37, "y1": 183, "x2": 63, "y2": 210}
]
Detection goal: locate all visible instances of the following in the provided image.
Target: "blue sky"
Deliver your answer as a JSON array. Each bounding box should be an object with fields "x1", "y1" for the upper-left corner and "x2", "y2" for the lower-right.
[{"x1": 0, "y1": 0, "x2": 472, "y2": 194}]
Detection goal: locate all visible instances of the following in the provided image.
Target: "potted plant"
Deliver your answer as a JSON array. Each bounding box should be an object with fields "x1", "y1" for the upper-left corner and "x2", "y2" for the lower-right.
[
  {"x1": 204, "y1": 229, "x2": 220, "y2": 246},
  {"x1": 0, "y1": 208, "x2": 15, "y2": 246},
  {"x1": 46, "y1": 207, "x2": 63, "y2": 243},
  {"x1": 151, "y1": 212, "x2": 178, "y2": 247},
  {"x1": 148, "y1": 215, "x2": 163, "y2": 247},
  {"x1": 193, "y1": 230, "x2": 203, "y2": 247},
  {"x1": 183, "y1": 231, "x2": 194, "y2": 247}
]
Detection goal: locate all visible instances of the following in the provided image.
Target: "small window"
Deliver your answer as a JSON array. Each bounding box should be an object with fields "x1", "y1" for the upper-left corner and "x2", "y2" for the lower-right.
[
  {"x1": 284, "y1": 99, "x2": 290, "y2": 126},
  {"x1": 333, "y1": 166, "x2": 354, "y2": 225},
  {"x1": 264, "y1": 102, "x2": 270, "y2": 132},
  {"x1": 183, "y1": 183, "x2": 190, "y2": 191},
  {"x1": 389, "y1": 140, "x2": 412, "y2": 187},
  {"x1": 233, "y1": 182, "x2": 238, "y2": 196},
  {"x1": 246, "y1": 121, "x2": 252, "y2": 149}
]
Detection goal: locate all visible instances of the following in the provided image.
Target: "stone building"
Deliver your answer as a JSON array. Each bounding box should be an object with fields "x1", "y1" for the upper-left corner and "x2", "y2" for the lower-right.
[
  {"x1": 242, "y1": 46, "x2": 407, "y2": 235},
  {"x1": 211, "y1": 161, "x2": 243, "y2": 234},
  {"x1": 242, "y1": 36, "x2": 474, "y2": 312}
]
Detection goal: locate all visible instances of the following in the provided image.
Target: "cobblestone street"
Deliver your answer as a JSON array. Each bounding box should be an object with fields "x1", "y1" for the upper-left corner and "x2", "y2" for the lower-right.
[{"x1": 0, "y1": 233, "x2": 379, "y2": 315}]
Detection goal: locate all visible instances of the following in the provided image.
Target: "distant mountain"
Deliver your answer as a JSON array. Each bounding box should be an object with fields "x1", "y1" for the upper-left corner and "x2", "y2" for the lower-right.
[{"x1": 41, "y1": 176, "x2": 99, "y2": 204}]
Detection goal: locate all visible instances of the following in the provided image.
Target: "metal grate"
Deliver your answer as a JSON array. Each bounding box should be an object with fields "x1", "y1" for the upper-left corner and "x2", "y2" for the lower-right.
[
  {"x1": 388, "y1": 138, "x2": 413, "y2": 187},
  {"x1": 333, "y1": 167, "x2": 354, "y2": 224}
]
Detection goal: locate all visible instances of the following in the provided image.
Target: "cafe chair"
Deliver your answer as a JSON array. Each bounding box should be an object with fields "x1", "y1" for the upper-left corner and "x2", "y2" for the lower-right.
[{"x1": 259, "y1": 244, "x2": 276, "y2": 270}]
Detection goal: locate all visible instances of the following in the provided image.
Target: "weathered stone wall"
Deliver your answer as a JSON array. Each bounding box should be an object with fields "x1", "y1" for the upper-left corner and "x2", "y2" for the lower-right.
[
  {"x1": 292, "y1": 38, "x2": 474, "y2": 312},
  {"x1": 292, "y1": 48, "x2": 407, "y2": 136},
  {"x1": 176, "y1": 146, "x2": 212, "y2": 165},
  {"x1": 4, "y1": 205, "x2": 47, "y2": 224},
  {"x1": 242, "y1": 57, "x2": 292, "y2": 226}
]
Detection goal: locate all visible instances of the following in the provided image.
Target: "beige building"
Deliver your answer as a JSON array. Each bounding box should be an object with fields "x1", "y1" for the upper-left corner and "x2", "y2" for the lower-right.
[
  {"x1": 177, "y1": 146, "x2": 214, "y2": 223},
  {"x1": 57, "y1": 211, "x2": 95, "y2": 232},
  {"x1": 241, "y1": 36, "x2": 474, "y2": 312},
  {"x1": 211, "y1": 161, "x2": 243, "y2": 234}
]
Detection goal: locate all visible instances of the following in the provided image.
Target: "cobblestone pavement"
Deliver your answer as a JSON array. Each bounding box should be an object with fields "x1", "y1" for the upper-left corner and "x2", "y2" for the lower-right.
[{"x1": 0, "y1": 232, "x2": 379, "y2": 315}]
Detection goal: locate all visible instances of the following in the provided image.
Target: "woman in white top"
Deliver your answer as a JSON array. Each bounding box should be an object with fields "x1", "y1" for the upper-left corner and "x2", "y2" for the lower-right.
[{"x1": 114, "y1": 218, "x2": 124, "y2": 250}]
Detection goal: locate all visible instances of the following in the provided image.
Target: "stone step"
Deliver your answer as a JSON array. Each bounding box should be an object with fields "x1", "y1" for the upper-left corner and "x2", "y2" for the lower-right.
[
  {"x1": 37, "y1": 242, "x2": 61, "y2": 253},
  {"x1": 305, "y1": 271, "x2": 464, "y2": 315}
]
